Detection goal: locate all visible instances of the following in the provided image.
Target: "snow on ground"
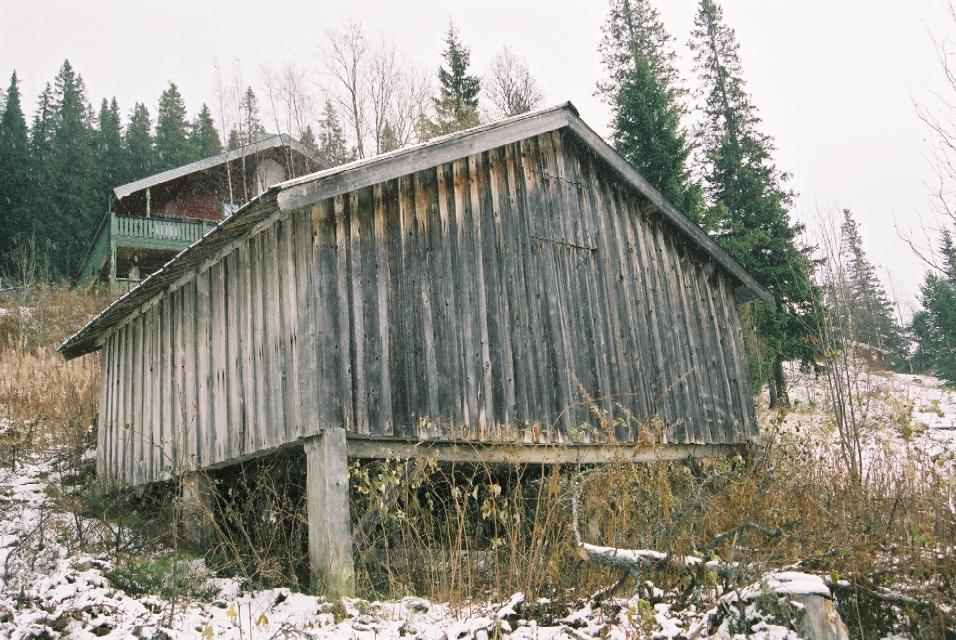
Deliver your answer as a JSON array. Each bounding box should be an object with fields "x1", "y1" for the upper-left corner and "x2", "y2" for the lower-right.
[
  {"x1": 1, "y1": 367, "x2": 953, "y2": 639},
  {"x1": 770, "y1": 364, "x2": 956, "y2": 471}
]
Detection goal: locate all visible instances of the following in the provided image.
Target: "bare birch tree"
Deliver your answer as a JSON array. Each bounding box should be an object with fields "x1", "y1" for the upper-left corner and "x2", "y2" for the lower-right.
[
  {"x1": 323, "y1": 22, "x2": 369, "y2": 159},
  {"x1": 367, "y1": 39, "x2": 431, "y2": 153},
  {"x1": 483, "y1": 46, "x2": 544, "y2": 119}
]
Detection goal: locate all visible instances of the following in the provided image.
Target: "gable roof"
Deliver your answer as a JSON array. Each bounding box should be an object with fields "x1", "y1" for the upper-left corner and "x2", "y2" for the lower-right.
[
  {"x1": 59, "y1": 102, "x2": 772, "y2": 360},
  {"x1": 112, "y1": 133, "x2": 319, "y2": 201}
]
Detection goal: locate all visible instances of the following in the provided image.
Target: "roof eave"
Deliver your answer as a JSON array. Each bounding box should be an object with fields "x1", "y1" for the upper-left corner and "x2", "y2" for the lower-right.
[{"x1": 112, "y1": 134, "x2": 320, "y2": 202}]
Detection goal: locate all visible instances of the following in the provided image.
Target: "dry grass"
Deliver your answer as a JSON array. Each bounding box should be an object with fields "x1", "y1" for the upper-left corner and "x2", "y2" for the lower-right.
[
  {"x1": 342, "y1": 423, "x2": 955, "y2": 634},
  {"x1": 0, "y1": 285, "x2": 107, "y2": 453}
]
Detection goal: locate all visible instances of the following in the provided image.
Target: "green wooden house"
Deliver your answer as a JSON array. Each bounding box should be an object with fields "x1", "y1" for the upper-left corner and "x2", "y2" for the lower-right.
[{"x1": 77, "y1": 135, "x2": 319, "y2": 295}]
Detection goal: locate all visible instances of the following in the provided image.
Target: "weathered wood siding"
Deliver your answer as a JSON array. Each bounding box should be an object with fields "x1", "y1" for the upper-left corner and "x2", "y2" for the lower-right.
[
  {"x1": 97, "y1": 208, "x2": 317, "y2": 486},
  {"x1": 308, "y1": 129, "x2": 756, "y2": 446},
  {"x1": 97, "y1": 128, "x2": 757, "y2": 487}
]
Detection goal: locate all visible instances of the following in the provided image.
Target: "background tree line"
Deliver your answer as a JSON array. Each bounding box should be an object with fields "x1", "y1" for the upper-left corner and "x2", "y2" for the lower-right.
[{"x1": 0, "y1": 22, "x2": 543, "y2": 281}]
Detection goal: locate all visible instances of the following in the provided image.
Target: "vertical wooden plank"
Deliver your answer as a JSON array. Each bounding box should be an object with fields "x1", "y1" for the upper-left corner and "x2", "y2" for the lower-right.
[
  {"x1": 348, "y1": 191, "x2": 369, "y2": 434},
  {"x1": 489, "y1": 146, "x2": 533, "y2": 429},
  {"x1": 433, "y1": 166, "x2": 464, "y2": 432},
  {"x1": 282, "y1": 214, "x2": 303, "y2": 441},
  {"x1": 550, "y1": 134, "x2": 602, "y2": 427},
  {"x1": 275, "y1": 219, "x2": 296, "y2": 444},
  {"x1": 709, "y1": 273, "x2": 745, "y2": 434},
  {"x1": 252, "y1": 232, "x2": 270, "y2": 452},
  {"x1": 486, "y1": 148, "x2": 518, "y2": 432},
  {"x1": 718, "y1": 275, "x2": 757, "y2": 438},
  {"x1": 466, "y1": 154, "x2": 495, "y2": 438},
  {"x1": 196, "y1": 269, "x2": 212, "y2": 467},
  {"x1": 414, "y1": 173, "x2": 441, "y2": 427},
  {"x1": 116, "y1": 328, "x2": 126, "y2": 485},
  {"x1": 563, "y1": 142, "x2": 613, "y2": 427},
  {"x1": 357, "y1": 187, "x2": 381, "y2": 435},
  {"x1": 647, "y1": 217, "x2": 682, "y2": 438},
  {"x1": 504, "y1": 144, "x2": 547, "y2": 435},
  {"x1": 691, "y1": 263, "x2": 735, "y2": 440},
  {"x1": 239, "y1": 241, "x2": 256, "y2": 455},
  {"x1": 224, "y1": 252, "x2": 241, "y2": 460},
  {"x1": 267, "y1": 225, "x2": 287, "y2": 448},
  {"x1": 631, "y1": 207, "x2": 671, "y2": 428},
  {"x1": 616, "y1": 194, "x2": 655, "y2": 426},
  {"x1": 140, "y1": 309, "x2": 153, "y2": 485},
  {"x1": 184, "y1": 279, "x2": 199, "y2": 470},
  {"x1": 295, "y1": 208, "x2": 319, "y2": 437},
  {"x1": 476, "y1": 151, "x2": 515, "y2": 436},
  {"x1": 450, "y1": 161, "x2": 478, "y2": 435},
  {"x1": 398, "y1": 174, "x2": 426, "y2": 435},
  {"x1": 162, "y1": 295, "x2": 174, "y2": 479},
  {"x1": 133, "y1": 315, "x2": 144, "y2": 485},
  {"x1": 173, "y1": 288, "x2": 186, "y2": 473},
  {"x1": 582, "y1": 161, "x2": 631, "y2": 437},
  {"x1": 213, "y1": 262, "x2": 229, "y2": 464},
  {"x1": 333, "y1": 194, "x2": 355, "y2": 432},
  {"x1": 106, "y1": 336, "x2": 123, "y2": 487},
  {"x1": 382, "y1": 180, "x2": 410, "y2": 435},
  {"x1": 96, "y1": 341, "x2": 110, "y2": 483},
  {"x1": 372, "y1": 185, "x2": 394, "y2": 435},
  {"x1": 313, "y1": 199, "x2": 345, "y2": 431},
  {"x1": 668, "y1": 240, "x2": 711, "y2": 443},
  {"x1": 535, "y1": 134, "x2": 579, "y2": 439}
]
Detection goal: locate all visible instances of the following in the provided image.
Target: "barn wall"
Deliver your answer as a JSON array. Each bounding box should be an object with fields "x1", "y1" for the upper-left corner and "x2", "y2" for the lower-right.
[
  {"x1": 97, "y1": 126, "x2": 758, "y2": 488},
  {"x1": 309, "y1": 129, "x2": 757, "y2": 446},
  {"x1": 97, "y1": 207, "x2": 316, "y2": 486}
]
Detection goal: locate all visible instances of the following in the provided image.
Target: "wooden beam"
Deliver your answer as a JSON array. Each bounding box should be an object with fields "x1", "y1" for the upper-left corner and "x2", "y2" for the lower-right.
[
  {"x1": 180, "y1": 472, "x2": 215, "y2": 548},
  {"x1": 304, "y1": 429, "x2": 354, "y2": 596},
  {"x1": 345, "y1": 435, "x2": 742, "y2": 465}
]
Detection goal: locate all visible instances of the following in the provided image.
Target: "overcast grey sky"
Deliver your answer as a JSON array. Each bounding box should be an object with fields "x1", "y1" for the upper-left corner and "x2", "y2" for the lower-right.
[{"x1": 1, "y1": 0, "x2": 952, "y2": 310}]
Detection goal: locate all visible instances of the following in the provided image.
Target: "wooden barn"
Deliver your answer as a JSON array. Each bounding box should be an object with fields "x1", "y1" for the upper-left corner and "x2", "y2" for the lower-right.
[{"x1": 59, "y1": 102, "x2": 771, "y2": 593}]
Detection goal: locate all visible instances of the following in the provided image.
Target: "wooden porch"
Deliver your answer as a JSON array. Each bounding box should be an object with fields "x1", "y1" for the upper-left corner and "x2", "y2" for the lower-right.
[{"x1": 77, "y1": 212, "x2": 218, "y2": 289}]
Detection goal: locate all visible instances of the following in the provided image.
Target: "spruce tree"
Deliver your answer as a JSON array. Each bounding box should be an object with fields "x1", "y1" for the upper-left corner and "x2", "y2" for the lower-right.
[
  {"x1": 913, "y1": 272, "x2": 956, "y2": 384},
  {"x1": 230, "y1": 87, "x2": 266, "y2": 148},
  {"x1": 155, "y1": 82, "x2": 191, "y2": 169},
  {"x1": 125, "y1": 102, "x2": 155, "y2": 182},
  {"x1": 227, "y1": 128, "x2": 242, "y2": 151},
  {"x1": 429, "y1": 23, "x2": 481, "y2": 135},
  {"x1": 299, "y1": 125, "x2": 317, "y2": 156},
  {"x1": 299, "y1": 125, "x2": 321, "y2": 171},
  {"x1": 599, "y1": 0, "x2": 701, "y2": 219},
  {"x1": 941, "y1": 229, "x2": 956, "y2": 282},
  {"x1": 50, "y1": 60, "x2": 98, "y2": 277},
  {"x1": 380, "y1": 122, "x2": 400, "y2": 153},
  {"x1": 838, "y1": 209, "x2": 905, "y2": 362},
  {"x1": 0, "y1": 71, "x2": 31, "y2": 274},
  {"x1": 317, "y1": 99, "x2": 353, "y2": 167},
  {"x1": 690, "y1": 0, "x2": 818, "y2": 405},
  {"x1": 29, "y1": 83, "x2": 56, "y2": 221},
  {"x1": 96, "y1": 98, "x2": 126, "y2": 194},
  {"x1": 189, "y1": 103, "x2": 222, "y2": 159}
]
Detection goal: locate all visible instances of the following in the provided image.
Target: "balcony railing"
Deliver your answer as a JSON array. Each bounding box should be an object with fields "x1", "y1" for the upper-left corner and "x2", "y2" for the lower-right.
[
  {"x1": 114, "y1": 214, "x2": 217, "y2": 244},
  {"x1": 77, "y1": 212, "x2": 219, "y2": 287}
]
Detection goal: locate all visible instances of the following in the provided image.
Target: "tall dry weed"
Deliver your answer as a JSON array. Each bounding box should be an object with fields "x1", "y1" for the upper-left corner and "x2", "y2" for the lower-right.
[{"x1": 0, "y1": 285, "x2": 107, "y2": 452}]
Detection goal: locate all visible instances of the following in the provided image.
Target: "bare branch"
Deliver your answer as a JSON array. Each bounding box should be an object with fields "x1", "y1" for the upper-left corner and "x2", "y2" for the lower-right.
[{"x1": 483, "y1": 46, "x2": 544, "y2": 119}]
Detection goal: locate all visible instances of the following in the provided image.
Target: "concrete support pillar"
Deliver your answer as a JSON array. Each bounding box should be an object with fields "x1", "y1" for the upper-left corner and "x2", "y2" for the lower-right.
[
  {"x1": 180, "y1": 472, "x2": 215, "y2": 548},
  {"x1": 305, "y1": 429, "x2": 354, "y2": 596}
]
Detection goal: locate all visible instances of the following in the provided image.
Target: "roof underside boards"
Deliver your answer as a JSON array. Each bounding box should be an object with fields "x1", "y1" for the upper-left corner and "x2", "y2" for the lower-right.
[
  {"x1": 112, "y1": 134, "x2": 317, "y2": 201},
  {"x1": 59, "y1": 102, "x2": 772, "y2": 360}
]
